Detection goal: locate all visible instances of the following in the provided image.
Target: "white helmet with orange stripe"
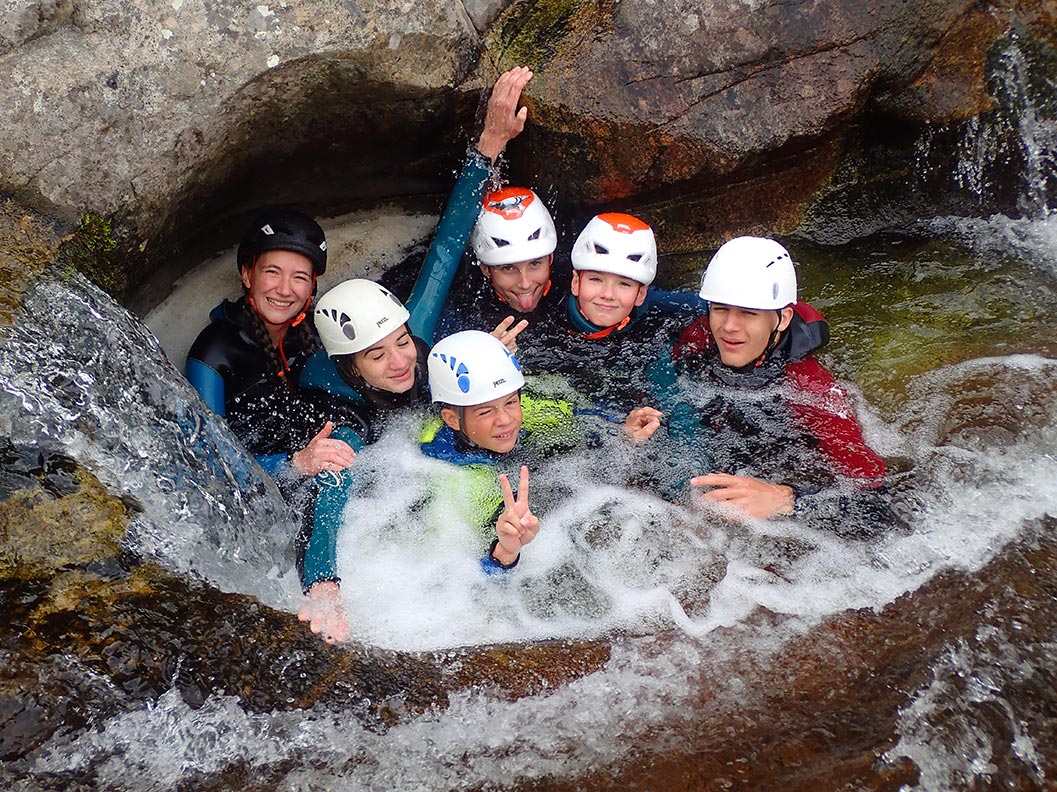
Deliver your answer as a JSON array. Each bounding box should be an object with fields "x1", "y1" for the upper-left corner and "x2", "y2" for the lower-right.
[
  {"x1": 472, "y1": 187, "x2": 557, "y2": 266},
  {"x1": 571, "y1": 212, "x2": 657, "y2": 285}
]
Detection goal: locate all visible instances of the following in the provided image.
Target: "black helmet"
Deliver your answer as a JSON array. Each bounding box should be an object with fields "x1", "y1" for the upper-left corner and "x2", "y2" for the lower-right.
[{"x1": 236, "y1": 208, "x2": 328, "y2": 275}]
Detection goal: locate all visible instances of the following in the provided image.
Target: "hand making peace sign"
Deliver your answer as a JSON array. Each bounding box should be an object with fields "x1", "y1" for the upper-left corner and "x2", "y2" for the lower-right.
[
  {"x1": 491, "y1": 315, "x2": 529, "y2": 354},
  {"x1": 493, "y1": 465, "x2": 540, "y2": 566}
]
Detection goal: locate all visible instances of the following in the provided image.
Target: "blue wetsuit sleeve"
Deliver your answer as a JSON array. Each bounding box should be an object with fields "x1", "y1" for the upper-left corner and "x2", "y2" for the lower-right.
[
  {"x1": 480, "y1": 538, "x2": 520, "y2": 575},
  {"x1": 300, "y1": 427, "x2": 366, "y2": 592},
  {"x1": 186, "y1": 358, "x2": 298, "y2": 479},
  {"x1": 185, "y1": 358, "x2": 226, "y2": 417},
  {"x1": 258, "y1": 453, "x2": 290, "y2": 477},
  {"x1": 302, "y1": 470, "x2": 354, "y2": 591},
  {"x1": 648, "y1": 287, "x2": 707, "y2": 314},
  {"x1": 406, "y1": 149, "x2": 493, "y2": 345}
]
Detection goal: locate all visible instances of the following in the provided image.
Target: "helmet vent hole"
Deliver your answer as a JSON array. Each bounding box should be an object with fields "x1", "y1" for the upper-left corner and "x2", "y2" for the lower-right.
[
  {"x1": 627, "y1": 254, "x2": 642, "y2": 262},
  {"x1": 491, "y1": 237, "x2": 510, "y2": 248},
  {"x1": 527, "y1": 229, "x2": 541, "y2": 241},
  {"x1": 593, "y1": 243, "x2": 609, "y2": 255}
]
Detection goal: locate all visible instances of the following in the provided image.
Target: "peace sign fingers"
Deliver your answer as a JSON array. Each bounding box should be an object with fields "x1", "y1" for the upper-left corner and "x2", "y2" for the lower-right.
[
  {"x1": 515, "y1": 465, "x2": 530, "y2": 509},
  {"x1": 499, "y1": 471, "x2": 517, "y2": 512}
]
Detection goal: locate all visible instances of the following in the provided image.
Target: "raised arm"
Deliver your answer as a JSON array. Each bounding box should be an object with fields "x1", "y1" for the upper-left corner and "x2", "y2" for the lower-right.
[{"x1": 406, "y1": 67, "x2": 534, "y2": 344}]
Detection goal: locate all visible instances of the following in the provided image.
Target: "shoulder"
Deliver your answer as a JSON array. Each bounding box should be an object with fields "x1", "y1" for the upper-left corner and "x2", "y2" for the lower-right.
[
  {"x1": 785, "y1": 302, "x2": 830, "y2": 360},
  {"x1": 672, "y1": 315, "x2": 714, "y2": 365},
  {"x1": 300, "y1": 349, "x2": 362, "y2": 401},
  {"x1": 186, "y1": 301, "x2": 254, "y2": 370},
  {"x1": 784, "y1": 354, "x2": 838, "y2": 393}
]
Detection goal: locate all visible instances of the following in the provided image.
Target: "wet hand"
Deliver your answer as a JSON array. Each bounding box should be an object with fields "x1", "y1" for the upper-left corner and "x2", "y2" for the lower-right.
[
  {"x1": 624, "y1": 406, "x2": 663, "y2": 442},
  {"x1": 689, "y1": 472, "x2": 795, "y2": 520},
  {"x1": 290, "y1": 421, "x2": 357, "y2": 477},
  {"x1": 494, "y1": 465, "x2": 540, "y2": 565},
  {"x1": 477, "y1": 66, "x2": 533, "y2": 162},
  {"x1": 297, "y1": 581, "x2": 349, "y2": 644},
  {"x1": 490, "y1": 315, "x2": 529, "y2": 355}
]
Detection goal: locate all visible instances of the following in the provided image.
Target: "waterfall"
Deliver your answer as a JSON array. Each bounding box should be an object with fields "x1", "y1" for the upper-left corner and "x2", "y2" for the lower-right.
[{"x1": 0, "y1": 268, "x2": 300, "y2": 607}]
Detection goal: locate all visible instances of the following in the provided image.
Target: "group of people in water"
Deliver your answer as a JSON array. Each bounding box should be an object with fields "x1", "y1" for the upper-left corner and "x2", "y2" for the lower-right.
[{"x1": 185, "y1": 67, "x2": 890, "y2": 643}]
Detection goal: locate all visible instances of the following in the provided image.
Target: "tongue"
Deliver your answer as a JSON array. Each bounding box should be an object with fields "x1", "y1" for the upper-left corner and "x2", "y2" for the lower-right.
[{"x1": 515, "y1": 293, "x2": 535, "y2": 311}]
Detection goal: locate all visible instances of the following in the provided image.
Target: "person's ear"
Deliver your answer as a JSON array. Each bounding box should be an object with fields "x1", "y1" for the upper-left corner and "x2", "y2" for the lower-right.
[
  {"x1": 478, "y1": 263, "x2": 492, "y2": 281},
  {"x1": 440, "y1": 406, "x2": 461, "y2": 432},
  {"x1": 570, "y1": 270, "x2": 582, "y2": 297},
  {"x1": 634, "y1": 284, "x2": 649, "y2": 307},
  {"x1": 777, "y1": 306, "x2": 795, "y2": 332},
  {"x1": 239, "y1": 263, "x2": 253, "y2": 291}
]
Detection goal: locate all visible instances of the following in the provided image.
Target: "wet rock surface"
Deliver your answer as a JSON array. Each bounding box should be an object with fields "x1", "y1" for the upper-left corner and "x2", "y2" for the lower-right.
[
  {"x1": 0, "y1": 459, "x2": 611, "y2": 762},
  {"x1": 1, "y1": 1, "x2": 1055, "y2": 305}
]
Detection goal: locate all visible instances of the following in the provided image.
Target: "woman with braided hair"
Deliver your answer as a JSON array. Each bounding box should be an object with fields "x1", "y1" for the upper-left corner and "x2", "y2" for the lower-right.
[{"x1": 185, "y1": 209, "x2": 356, "y2": 480}]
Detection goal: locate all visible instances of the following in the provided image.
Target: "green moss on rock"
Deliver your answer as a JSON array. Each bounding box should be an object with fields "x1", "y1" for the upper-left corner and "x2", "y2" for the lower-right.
[{"x1": 56, "y1": 212, "x2": 134, "y2": 300}]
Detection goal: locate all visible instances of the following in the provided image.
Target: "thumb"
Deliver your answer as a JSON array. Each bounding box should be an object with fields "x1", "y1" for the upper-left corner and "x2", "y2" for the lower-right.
[{"x1": 312, "y1": 420, "x2": 334, "y2": 443}]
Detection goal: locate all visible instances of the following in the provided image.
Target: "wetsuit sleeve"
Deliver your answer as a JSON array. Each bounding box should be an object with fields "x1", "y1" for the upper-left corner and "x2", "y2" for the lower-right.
[
  {"x1": 647, "y1": 287, "x2": 708, "y2": 315},
  {"x1": 298, "y1": 426, "x2": 369, "y2": 592},
  {"x1": 481, "y1": 538, "x2": 520, "y2": 575},
  {"x1": 785, "y1": 358, "x2": 887, "y2": 480},
  {"x1": 783, "y1": 357, "x2": 893, "y2": 538},
  {"x1": 301, "y1": 469, "x2": 353, "y2": 591},
  {"x1": 185, "y1": 358, "x2": 226, "y2": 417},
  {"x1": 405, "y1": 149, "x2": 493, "y2": 346}
]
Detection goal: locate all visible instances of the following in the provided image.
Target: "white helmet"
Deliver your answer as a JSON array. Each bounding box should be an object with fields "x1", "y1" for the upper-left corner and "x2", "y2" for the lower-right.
[
  {"x1": 472, "y1": 186, "x2": 557, "y2": 266},
  {"x1": 570, "y1": 212, "x2": 657, "y2": 285},
  {"x1": 428, "y1": 330, "x2": 525, "y2": 406},
  {"x1": 698, "y1": 236, "x2": 797, "y2": 310},
  {"x1": 314, "y1": 278, "x2": 411, "y2": 357}
]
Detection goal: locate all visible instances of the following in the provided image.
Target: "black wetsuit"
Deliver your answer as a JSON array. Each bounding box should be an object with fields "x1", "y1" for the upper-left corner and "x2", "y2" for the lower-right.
[
  {"x1": 663, "y1": 303, "x2": 894, "y2": 537},
  {"x1": 185, "y1": 298, "x2": 343, "y2": 464}
]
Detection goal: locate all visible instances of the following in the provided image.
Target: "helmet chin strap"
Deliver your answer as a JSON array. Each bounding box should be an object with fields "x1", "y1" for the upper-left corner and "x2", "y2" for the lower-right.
[{"x1": 752, "y1": 310, "x2": 785, "y2": 368}]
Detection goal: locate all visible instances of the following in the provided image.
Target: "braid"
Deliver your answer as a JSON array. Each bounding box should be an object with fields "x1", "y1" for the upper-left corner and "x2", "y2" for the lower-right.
[
  {"x1": 241, "y1": 299, "x2": 288, "y2": 383},
  {"x1": 296, "y1": 312, "x2": 322, "y2": 359}
]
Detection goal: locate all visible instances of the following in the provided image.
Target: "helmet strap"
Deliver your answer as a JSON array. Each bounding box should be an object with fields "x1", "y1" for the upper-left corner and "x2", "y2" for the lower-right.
[
  {"x1": 582, "y1": 315, "x2": 631, "y2": 340},
  {"x1": 752, "y1": 311, "x2": 785, "y2": 368}
]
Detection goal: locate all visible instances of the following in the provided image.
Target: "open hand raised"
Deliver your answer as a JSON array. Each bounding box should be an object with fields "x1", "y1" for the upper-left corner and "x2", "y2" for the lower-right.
[{"x1": 477, "y1": 66, "x2": 533, "y2": 163}]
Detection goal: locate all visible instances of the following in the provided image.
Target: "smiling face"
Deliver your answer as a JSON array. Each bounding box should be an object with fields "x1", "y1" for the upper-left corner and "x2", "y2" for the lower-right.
[
  {"x1": 480, "y1": 254, "x2": 553, "y2": 313},
  {"x1": 708, "y1": 303, "x2": 794, "y2": 368},
  {"x1": 441, "y1": 391, "x2": 523, "y2": 454},
  {"x1": 570, "y1": 269, "x2": 648, "y2": 327},
  {"x1": 352, "y1": 325, "x2": 419, "y2": 393},
  {"x1": 241, "y1": 249, "x2": 315, "y2": 342}
]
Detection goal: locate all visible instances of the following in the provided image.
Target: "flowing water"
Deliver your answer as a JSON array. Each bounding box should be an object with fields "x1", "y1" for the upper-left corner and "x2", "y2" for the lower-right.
[{"x1": 3, "y1": 40, "x2": 1057, "y2": 792}]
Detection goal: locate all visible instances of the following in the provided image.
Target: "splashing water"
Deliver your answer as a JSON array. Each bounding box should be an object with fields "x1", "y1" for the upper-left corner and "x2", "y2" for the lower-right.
[{"x1": 0, "y1": 269, "x2": 300, "y2": 607}]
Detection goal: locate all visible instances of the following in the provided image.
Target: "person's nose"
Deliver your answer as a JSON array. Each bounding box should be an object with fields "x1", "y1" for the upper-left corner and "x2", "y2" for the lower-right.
[
  {"x1": 717, "y1": 311, "x2": 741, "y2": 333},
  {"x1": 275, "y1": 273, "x2": 295, "y2": 296}
]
